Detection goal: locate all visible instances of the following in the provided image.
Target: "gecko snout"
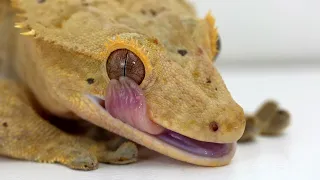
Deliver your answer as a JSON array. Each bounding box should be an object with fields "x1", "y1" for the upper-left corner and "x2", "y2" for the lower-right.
[{"x1": 208, "y1": 103, "x2": 246, "y2": 142}]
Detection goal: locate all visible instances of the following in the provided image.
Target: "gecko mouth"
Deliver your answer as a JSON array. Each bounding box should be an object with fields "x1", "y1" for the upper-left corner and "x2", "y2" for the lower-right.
[
  {"x1": 157, "y1": 131, "x2": 233, "y2": 158},
  {"x1": 87, "y1": 77, "x2": 234, "y2": 159}
]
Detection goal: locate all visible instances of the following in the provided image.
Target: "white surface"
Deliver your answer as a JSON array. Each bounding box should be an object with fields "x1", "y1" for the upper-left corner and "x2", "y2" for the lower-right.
[
  {"x1": 188, "y1": 0, "x2": 320, "y2": 64},
  {"x1": 0, "y1": 66, "x2": 319, "y2": 180}
]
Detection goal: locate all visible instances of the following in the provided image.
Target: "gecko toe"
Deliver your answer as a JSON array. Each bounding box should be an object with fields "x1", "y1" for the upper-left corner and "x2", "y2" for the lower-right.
[
  {"x1": 61, "y1": 149, "x2": 99, "y2": 171},
  {"x1": 100, "y1": 141, "x2": 138, "y2": 165}
]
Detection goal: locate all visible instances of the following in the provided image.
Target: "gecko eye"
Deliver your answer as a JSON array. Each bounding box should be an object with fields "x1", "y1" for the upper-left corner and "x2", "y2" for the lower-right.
[
  {"x1": 106, "y1": 49, "x2": 146, "y2": 85},
  {"x1": 214, "y1": 35, "x2": 221, "y2": 60}
]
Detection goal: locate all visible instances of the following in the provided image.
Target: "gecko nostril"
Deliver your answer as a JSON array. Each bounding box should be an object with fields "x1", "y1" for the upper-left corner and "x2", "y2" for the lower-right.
[{"x1": 210, "y1": 121, "x2": 219, "y2": 132}]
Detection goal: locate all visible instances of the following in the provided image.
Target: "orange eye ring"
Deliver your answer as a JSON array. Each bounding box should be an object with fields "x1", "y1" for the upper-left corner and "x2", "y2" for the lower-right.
[{"x1": 102, "y1": 34, "x2": 153, "y2": 86}]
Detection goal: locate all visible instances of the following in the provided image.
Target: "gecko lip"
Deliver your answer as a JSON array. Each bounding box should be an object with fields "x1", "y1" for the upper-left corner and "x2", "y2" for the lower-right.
[
  {"x1": 156, "y1": 130, "x2": 233, "y2": 158},
  {"x1": 86, "y1": 77, "x2": 234, "y2": 159}
]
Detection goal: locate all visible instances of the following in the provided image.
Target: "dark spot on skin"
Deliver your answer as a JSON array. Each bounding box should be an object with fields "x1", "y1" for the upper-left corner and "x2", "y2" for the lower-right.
[
  {"x1": 106, "y1": 49, "x2": 145, "y2": 85},
  {"x1": 197, "y1": 47, "x2": 203, "y2": 55},
  {"x1": 81, "y1": 0, "x2": 89, "y2": 6},
  {"x1": 37, "y1": 0, "x2": 45, "y2": 3},
  {"x1": 152, "y1": 38, "x2": 159, "y2": 45},
  {"x1": 141, "y1": 9, "x2": 146, "y2": 14},
  {"x1": 210, "y1": 121, "x2": 219, "y2": 132},
  {"x1": 150, "y1": 9, "x2": 157, "y2": 16},
  {"x1": 86, "y1": 78, "x2": 95, "y2": 84},
  {"x1": 215, "y1": 88, "x2": 218, "y2": 91},
  {"x1": 2, "y1": 122, "x2": 8, "y2": 127},
  {"x1": 206, "y1": 78, "x2": 211, "y2": 84},
  {"x1": 177, "y1": 49, "x2": 188, "y2": 56}
]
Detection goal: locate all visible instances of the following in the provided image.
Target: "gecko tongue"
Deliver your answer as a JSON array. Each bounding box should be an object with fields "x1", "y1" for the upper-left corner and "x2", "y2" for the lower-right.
[{"x1": 105, "y1": 77, "x2": 165, "y2": 135}]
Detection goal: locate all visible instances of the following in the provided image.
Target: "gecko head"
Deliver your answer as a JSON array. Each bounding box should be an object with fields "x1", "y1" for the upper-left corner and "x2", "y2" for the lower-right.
[
  {"x1": 36, "y1": 12, "x2": 245, "y2": 167},
  {"x1": 97, "y1": 33, "x2": 244, "y2": 166},
  {"x1": 98, "y1": 32, "x2": 245, "y2": 144}
]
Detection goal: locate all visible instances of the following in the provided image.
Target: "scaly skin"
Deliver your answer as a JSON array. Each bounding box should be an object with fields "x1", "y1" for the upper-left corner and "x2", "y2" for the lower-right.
[{"x1": 0, "y1": 0, "x2": 288, "y2": 170}]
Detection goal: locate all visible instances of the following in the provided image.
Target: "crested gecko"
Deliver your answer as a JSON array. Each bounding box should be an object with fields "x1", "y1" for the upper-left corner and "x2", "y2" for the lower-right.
[{"x1": 0, "y1": 0, "x2": 290, "y2": 170}]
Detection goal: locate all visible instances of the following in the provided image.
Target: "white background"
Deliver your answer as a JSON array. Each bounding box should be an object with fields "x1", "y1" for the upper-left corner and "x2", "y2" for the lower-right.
[
  {"x1": 1, "y1": 0, "x2": 319, "y2": 179},
  {"x1": 189, "y1": 0, "x2": 320, "y2": 65}
]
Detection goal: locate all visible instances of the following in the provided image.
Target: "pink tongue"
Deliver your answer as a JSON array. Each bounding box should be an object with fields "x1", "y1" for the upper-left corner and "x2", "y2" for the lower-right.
[{"x1": 105, "y1": 77, "x2": 164, "y2": 135}]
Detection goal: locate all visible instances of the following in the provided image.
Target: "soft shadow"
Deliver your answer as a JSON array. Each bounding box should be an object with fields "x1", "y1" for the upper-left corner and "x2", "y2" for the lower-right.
[{"x1": 260, "y1": 132, "x2": 287, "y2": 138}]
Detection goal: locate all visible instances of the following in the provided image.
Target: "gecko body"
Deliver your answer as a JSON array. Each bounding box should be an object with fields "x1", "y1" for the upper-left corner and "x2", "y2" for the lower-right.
[{"x1": 0, "y1": 0, "x2": 289, "y2": 170}]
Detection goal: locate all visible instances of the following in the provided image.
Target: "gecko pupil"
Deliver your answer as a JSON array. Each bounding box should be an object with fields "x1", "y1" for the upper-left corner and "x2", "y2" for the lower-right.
[{"x1": 106, "y1": 49, "x2": 145, "y2": 85}]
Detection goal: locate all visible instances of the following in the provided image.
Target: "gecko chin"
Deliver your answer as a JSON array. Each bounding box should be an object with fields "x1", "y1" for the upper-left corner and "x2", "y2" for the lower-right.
[{"x1": 86, "y1": 77, "x2": 235, "y2": 163}]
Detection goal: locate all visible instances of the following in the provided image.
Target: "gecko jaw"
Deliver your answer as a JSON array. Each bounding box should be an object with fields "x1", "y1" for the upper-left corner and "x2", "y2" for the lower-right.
[
  {"x1": 86, "y1": 91, "x2": 235, "y2": 160},
  {"x1": 81, "y1": 76, "x2": 237, "y2": 166}
]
